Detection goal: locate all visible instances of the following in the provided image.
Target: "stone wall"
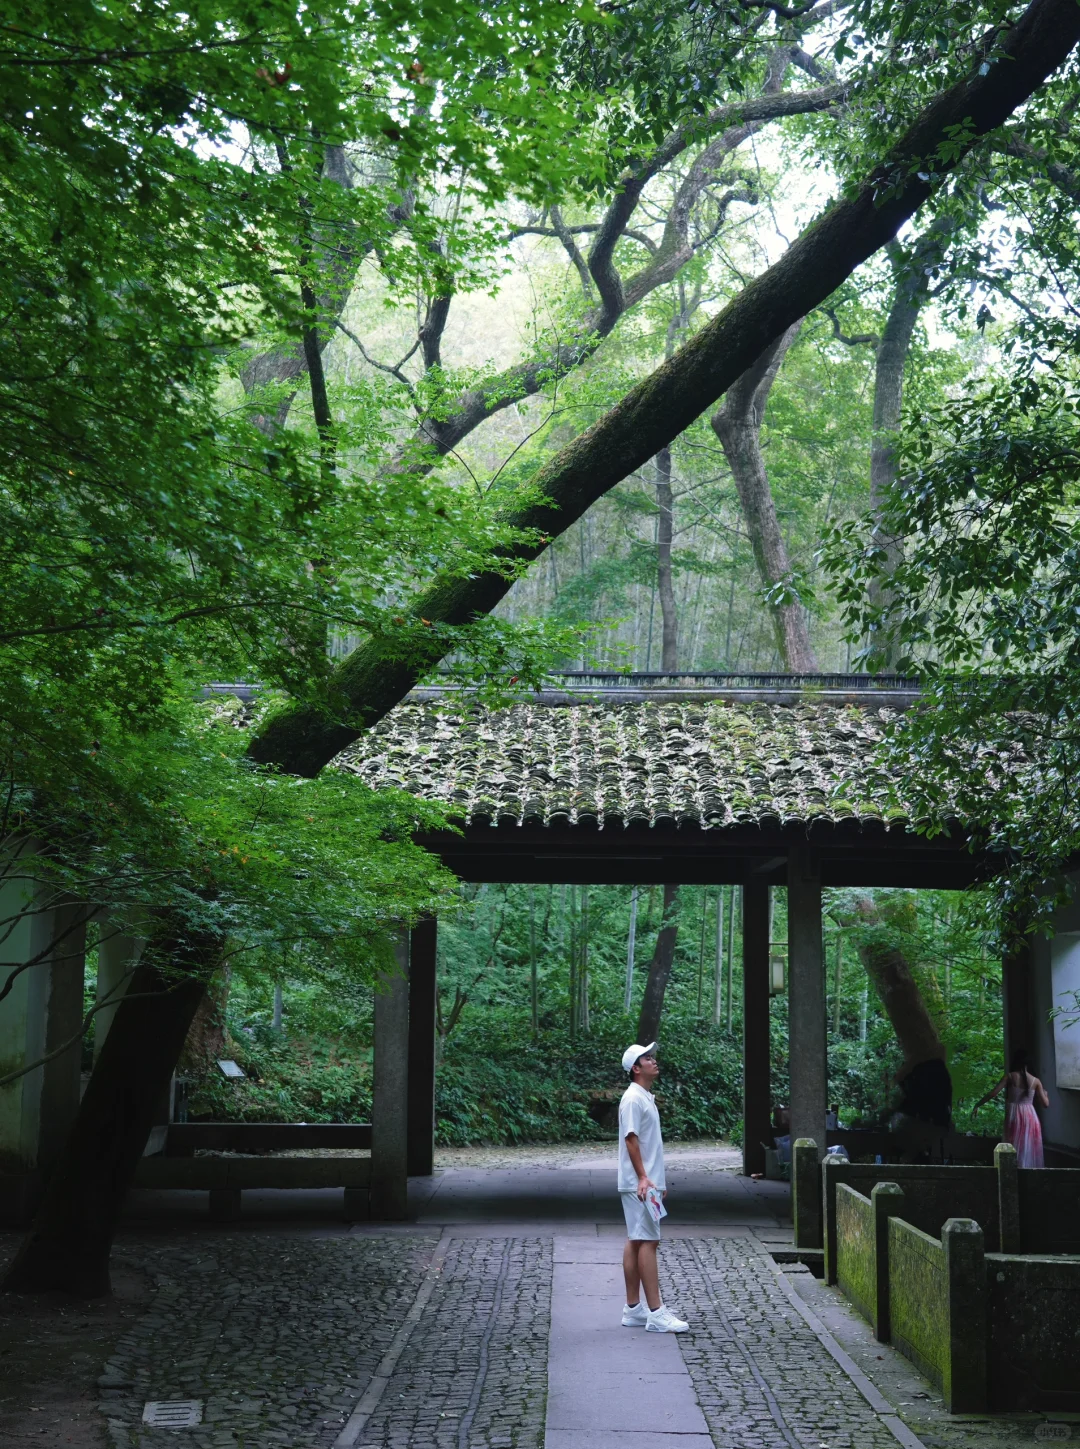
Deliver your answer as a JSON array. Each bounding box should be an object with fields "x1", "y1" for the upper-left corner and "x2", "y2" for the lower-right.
[
  {"x1": 887, "y1": 1217, "x2": 949, "y2": 1391},
  {"x1": 986, "y1": 1253, "x2": 1080, "y2": 1411},
  {"x1": 823, "y1": 1160, "x2": 998, "y2": 1272},
  {"x1": 1016, "y1": 1168, "x2": 1080, "y2": 1253},
  {"x1": 835, "y1": 1185, "x2": 875, "y2": 1322}
]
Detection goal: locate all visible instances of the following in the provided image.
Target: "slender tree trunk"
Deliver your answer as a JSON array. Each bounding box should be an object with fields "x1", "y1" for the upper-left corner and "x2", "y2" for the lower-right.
[
  {"x1": 712, "y1": 321, "x2": 817, "y2": 671},
  {"x1": 3, "y1": 935, "x2": 218, "y2": 1295},
  {"x1": 568, "y1": 888, "x2": 577, "y2": 1039},
  {"x1": 655, "y1": 446, "x2": 679, "y2": 670},
  {"x1": 832, "y1": 935, "x2": 844, "y2": 1035},
  {"x1": 866, "y1": 241, "x2": 930, "y2": 663},
  {"x1": 696, "y1": 890, "x2": 707, "y2": 1016},
  {"x1": 636, "y1": 884, "x2": 680, "y2": 1044},
  {"x1": 624, "y1": 887, "x2": 638, "y2": 1014},
  {"x1": 726, "y1": 886, "x2": 737, "y2": 1032},
  {"x1": 529, "y1": 888, "x2": 538, "y2": 1037},
  {"x1": 712, "y1": 886, "x2": 725, "y2": 1026},
  {"x1": 580, "y1": 887, "x2": 590, "y2": 1034}
]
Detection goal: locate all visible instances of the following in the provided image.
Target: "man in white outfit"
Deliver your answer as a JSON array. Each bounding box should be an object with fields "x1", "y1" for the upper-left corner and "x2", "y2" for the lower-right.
[{"x1": 618, "y1": 1042, "x2": 688, "y2": 1332}]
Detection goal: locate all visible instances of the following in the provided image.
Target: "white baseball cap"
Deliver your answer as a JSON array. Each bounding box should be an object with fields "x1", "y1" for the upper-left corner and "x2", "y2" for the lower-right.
[{"x1": 621, "y1": 1041, "x2": 657, "y2": 1073}]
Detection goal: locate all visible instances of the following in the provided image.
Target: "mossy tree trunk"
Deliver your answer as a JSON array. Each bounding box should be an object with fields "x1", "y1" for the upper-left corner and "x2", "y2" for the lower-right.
[
  {"x1": 712, "y1": 321, "x2": 815, "y2": 671},
  {"x1": 636, "y1": 884, "x2": 680, "y2": 1045},
  {"x1": 846, "y1": 892, "x2": 944, "y2": 1071},
  {"x1": 2, "y1": 934, "x2": 218, "y2": 1296}
]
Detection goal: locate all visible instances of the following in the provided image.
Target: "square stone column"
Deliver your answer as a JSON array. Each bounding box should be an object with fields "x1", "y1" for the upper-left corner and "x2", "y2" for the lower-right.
[
  {"x1": 742, "y1": 883, "x2": 771, "y2": 1176},
  {"x1": 787, "y1": 844, "x2": 827, "y2": 1162},
  {"x1": 0, "y1": 846, "x2": 87, "y2": 1177},
  {"x1": 371, "y1": 932, "x2": 410, "y2": 1220},
  {"x1": 407, "y1": 917, "x2": 437, "y2": 1177}
]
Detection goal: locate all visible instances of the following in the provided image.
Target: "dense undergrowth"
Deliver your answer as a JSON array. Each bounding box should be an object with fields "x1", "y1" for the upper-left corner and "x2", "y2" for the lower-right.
[{"x1": 177, "y1": 882, "x2": 1008, "y2": 1145}]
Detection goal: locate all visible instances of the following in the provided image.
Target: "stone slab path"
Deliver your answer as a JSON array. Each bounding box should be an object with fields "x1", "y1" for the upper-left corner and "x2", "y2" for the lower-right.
[{"x1": 546, "y1": 1235, "x2": 712, "y2": 1449}]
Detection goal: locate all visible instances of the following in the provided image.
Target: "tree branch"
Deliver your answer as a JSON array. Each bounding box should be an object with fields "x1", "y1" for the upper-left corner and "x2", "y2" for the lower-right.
[
  {"x1": 248, "y1": 0, "x2": 1080, "y2": 776},
  {"x1": 550, "y1": 205, "x2": 594, "y2": 299}
]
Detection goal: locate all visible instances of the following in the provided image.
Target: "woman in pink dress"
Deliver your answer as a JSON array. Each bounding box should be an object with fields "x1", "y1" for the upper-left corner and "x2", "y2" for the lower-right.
[{"x1": 974, "y1": 1049, "x2": 1049, "y2": 1167}]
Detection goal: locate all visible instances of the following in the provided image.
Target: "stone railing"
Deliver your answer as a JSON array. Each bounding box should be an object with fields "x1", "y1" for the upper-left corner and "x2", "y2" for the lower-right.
[{"x1": 821, "y1": 1141, "x2": 1080, "y2": 1412}]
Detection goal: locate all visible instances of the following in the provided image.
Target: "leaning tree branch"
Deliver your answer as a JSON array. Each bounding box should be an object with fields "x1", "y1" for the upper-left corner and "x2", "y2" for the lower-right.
[{"x1": 248, "y1": 0, "x2": 1080, "y2": 777}]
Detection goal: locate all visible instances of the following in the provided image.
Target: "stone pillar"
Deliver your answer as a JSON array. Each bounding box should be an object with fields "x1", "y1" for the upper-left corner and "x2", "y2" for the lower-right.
[
  {"x1": 371, "y1": 933, "x2": 409, "y2": 1220},
  {"x1": 871, "y1": 1181, "x2": 904, "y2": 1342},
  {"x1": 942, "y1": 1218, "x2": 988, "y2": 1413},
  {"x1": 95, "y1": 920, "x2": 146, "y2": 1060},
  {"x1": 792, "y1": 1138, "x2": 822, "y2": 1249},
  {"x1": 407, "y1": 917, "x2": 437, "y2": 1177},
  {"x1": 742, "y1": 883, "x2": 771, "y2": 1177},
  {"x1": 1002, "y1": 938, "x2": 1034, "y2": 1070},
  {"x1": 787, "y1": 844, "x2": 827, "y2": 1161},
  {"x1": 994, "y1": 1141, "x2": 1020, "y2": 1254},
  {"x1": 0, "y1": 848, "x2": 86, "y2": 1178}
]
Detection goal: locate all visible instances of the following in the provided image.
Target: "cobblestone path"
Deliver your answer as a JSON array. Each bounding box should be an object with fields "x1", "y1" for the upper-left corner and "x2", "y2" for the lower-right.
[
  {"x1": 87, "y1": 1229, "x2": 953, "y2": 1449},
  {"x1": 358, "y1": 1237, "x2": 549, "y2": 1449},
  {"x1": 99, "y1": 1233, "x2": 549, "y2": 1449},
  {"x1": 664, "y1": 1238, "x2": 902, "y2": 1449},
  {"x1": 103, "y1": 1234, "x2": 436, "y2": 1449}
]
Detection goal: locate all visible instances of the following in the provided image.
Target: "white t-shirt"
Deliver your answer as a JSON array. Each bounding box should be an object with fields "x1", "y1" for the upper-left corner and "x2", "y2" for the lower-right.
[{"x1": 618, "y1": 1081, "x2": 666, "y2": 1193}]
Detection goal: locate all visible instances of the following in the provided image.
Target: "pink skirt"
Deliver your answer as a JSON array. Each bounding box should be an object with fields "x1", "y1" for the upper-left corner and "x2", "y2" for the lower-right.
[{"x1": 1006, "y1": 1101, "x2": 1044, "y2": 1168}]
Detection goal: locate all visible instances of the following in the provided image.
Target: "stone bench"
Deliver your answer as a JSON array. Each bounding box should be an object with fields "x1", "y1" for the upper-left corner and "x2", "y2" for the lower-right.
[
  {"x1": 132, "y1": 1153, "x2": 372, "y2": 1220},
  {"x1": 160, "y1": 1122, "x2": 372, "y2": 1156}
]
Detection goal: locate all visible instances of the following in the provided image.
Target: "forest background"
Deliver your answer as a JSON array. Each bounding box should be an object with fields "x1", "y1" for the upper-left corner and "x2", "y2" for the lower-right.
[{"x1": 6, "y1": 0, "x2": 1080, "y2": 1192}]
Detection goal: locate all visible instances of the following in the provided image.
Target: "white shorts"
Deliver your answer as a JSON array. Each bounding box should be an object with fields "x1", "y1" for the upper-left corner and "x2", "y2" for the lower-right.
[{"x1": 621, "y1": 1190, "x2": 661, "y2": 1241}]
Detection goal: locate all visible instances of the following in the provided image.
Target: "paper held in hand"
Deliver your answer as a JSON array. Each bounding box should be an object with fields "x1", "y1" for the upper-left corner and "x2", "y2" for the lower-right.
[{"x1": 645, "y1": 1187, "x2": 667, "y2": 1223}]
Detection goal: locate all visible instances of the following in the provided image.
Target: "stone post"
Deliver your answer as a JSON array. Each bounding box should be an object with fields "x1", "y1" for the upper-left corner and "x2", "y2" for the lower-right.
[
  {"x1": 942, "y1": 1218, "x2": 988, "y2": 1413},
  {"x1": 823, "y1": 1155, "x2": 842, "y2": 1283},
  {"x1": 787, "y1": 845, "x2": 827, "y2": 1162},
  {"x1": 742, "y1": 883, "x2": 771, "y2": 1177},
  {"x1": 792, "y1": 1138, "x2": 822, "y2": 1249},
  {"x1": 0, "y1": 847, "x2": 87, "y2": 1188},
  {"x1": 871, "y1": 1181, "x2": 904, "y2": 1342},
  {"x1": 994, "y1": 1141, "x2": 1021, "y2": 1254},
  {"x1": 371, "y1": 933, "x2": 410, "y2": 1220},
  {"x1": 407, "y1": 917, "x2": 437, "y2": 1177}
]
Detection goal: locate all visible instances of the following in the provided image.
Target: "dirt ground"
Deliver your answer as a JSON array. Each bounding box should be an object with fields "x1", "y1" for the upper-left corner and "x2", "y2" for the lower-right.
[{"x1": 0, "y1": 1243, "x2": 149, "y2": 1449}]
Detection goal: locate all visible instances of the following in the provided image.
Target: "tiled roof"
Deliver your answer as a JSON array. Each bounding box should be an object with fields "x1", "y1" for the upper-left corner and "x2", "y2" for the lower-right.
[{"x1": 336, "y1": 698, "x2": 908, "y2": 830}]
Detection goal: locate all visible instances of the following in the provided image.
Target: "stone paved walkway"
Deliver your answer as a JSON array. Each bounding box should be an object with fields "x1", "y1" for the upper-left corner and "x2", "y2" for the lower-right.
[{"x1": 1, "y1": 1146, "x2": 1062, "y2": 1449}]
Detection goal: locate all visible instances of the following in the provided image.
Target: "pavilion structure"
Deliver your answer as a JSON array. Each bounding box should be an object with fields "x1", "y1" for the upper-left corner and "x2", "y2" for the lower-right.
[
  {"x1": 0, "y1": 673, "x2": 1069, "y2": 1226},
  {"x1": 339, "y1": 672, "x2": 1051, "y2": 1213}
]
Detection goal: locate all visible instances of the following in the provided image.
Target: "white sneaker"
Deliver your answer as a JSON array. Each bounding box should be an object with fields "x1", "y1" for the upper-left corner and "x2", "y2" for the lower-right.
[
  {"x1": 646, "y1": 1304, "x2": 688, "y2": 1333},
  {"x1": 621, "y1": 1302, "x2": 648, "y2": 1327}
]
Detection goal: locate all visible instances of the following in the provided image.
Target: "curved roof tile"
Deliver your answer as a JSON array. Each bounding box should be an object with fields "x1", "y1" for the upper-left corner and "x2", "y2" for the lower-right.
[{"x1": 335, "y1": 698, "x2": 905, "y2": 830}]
